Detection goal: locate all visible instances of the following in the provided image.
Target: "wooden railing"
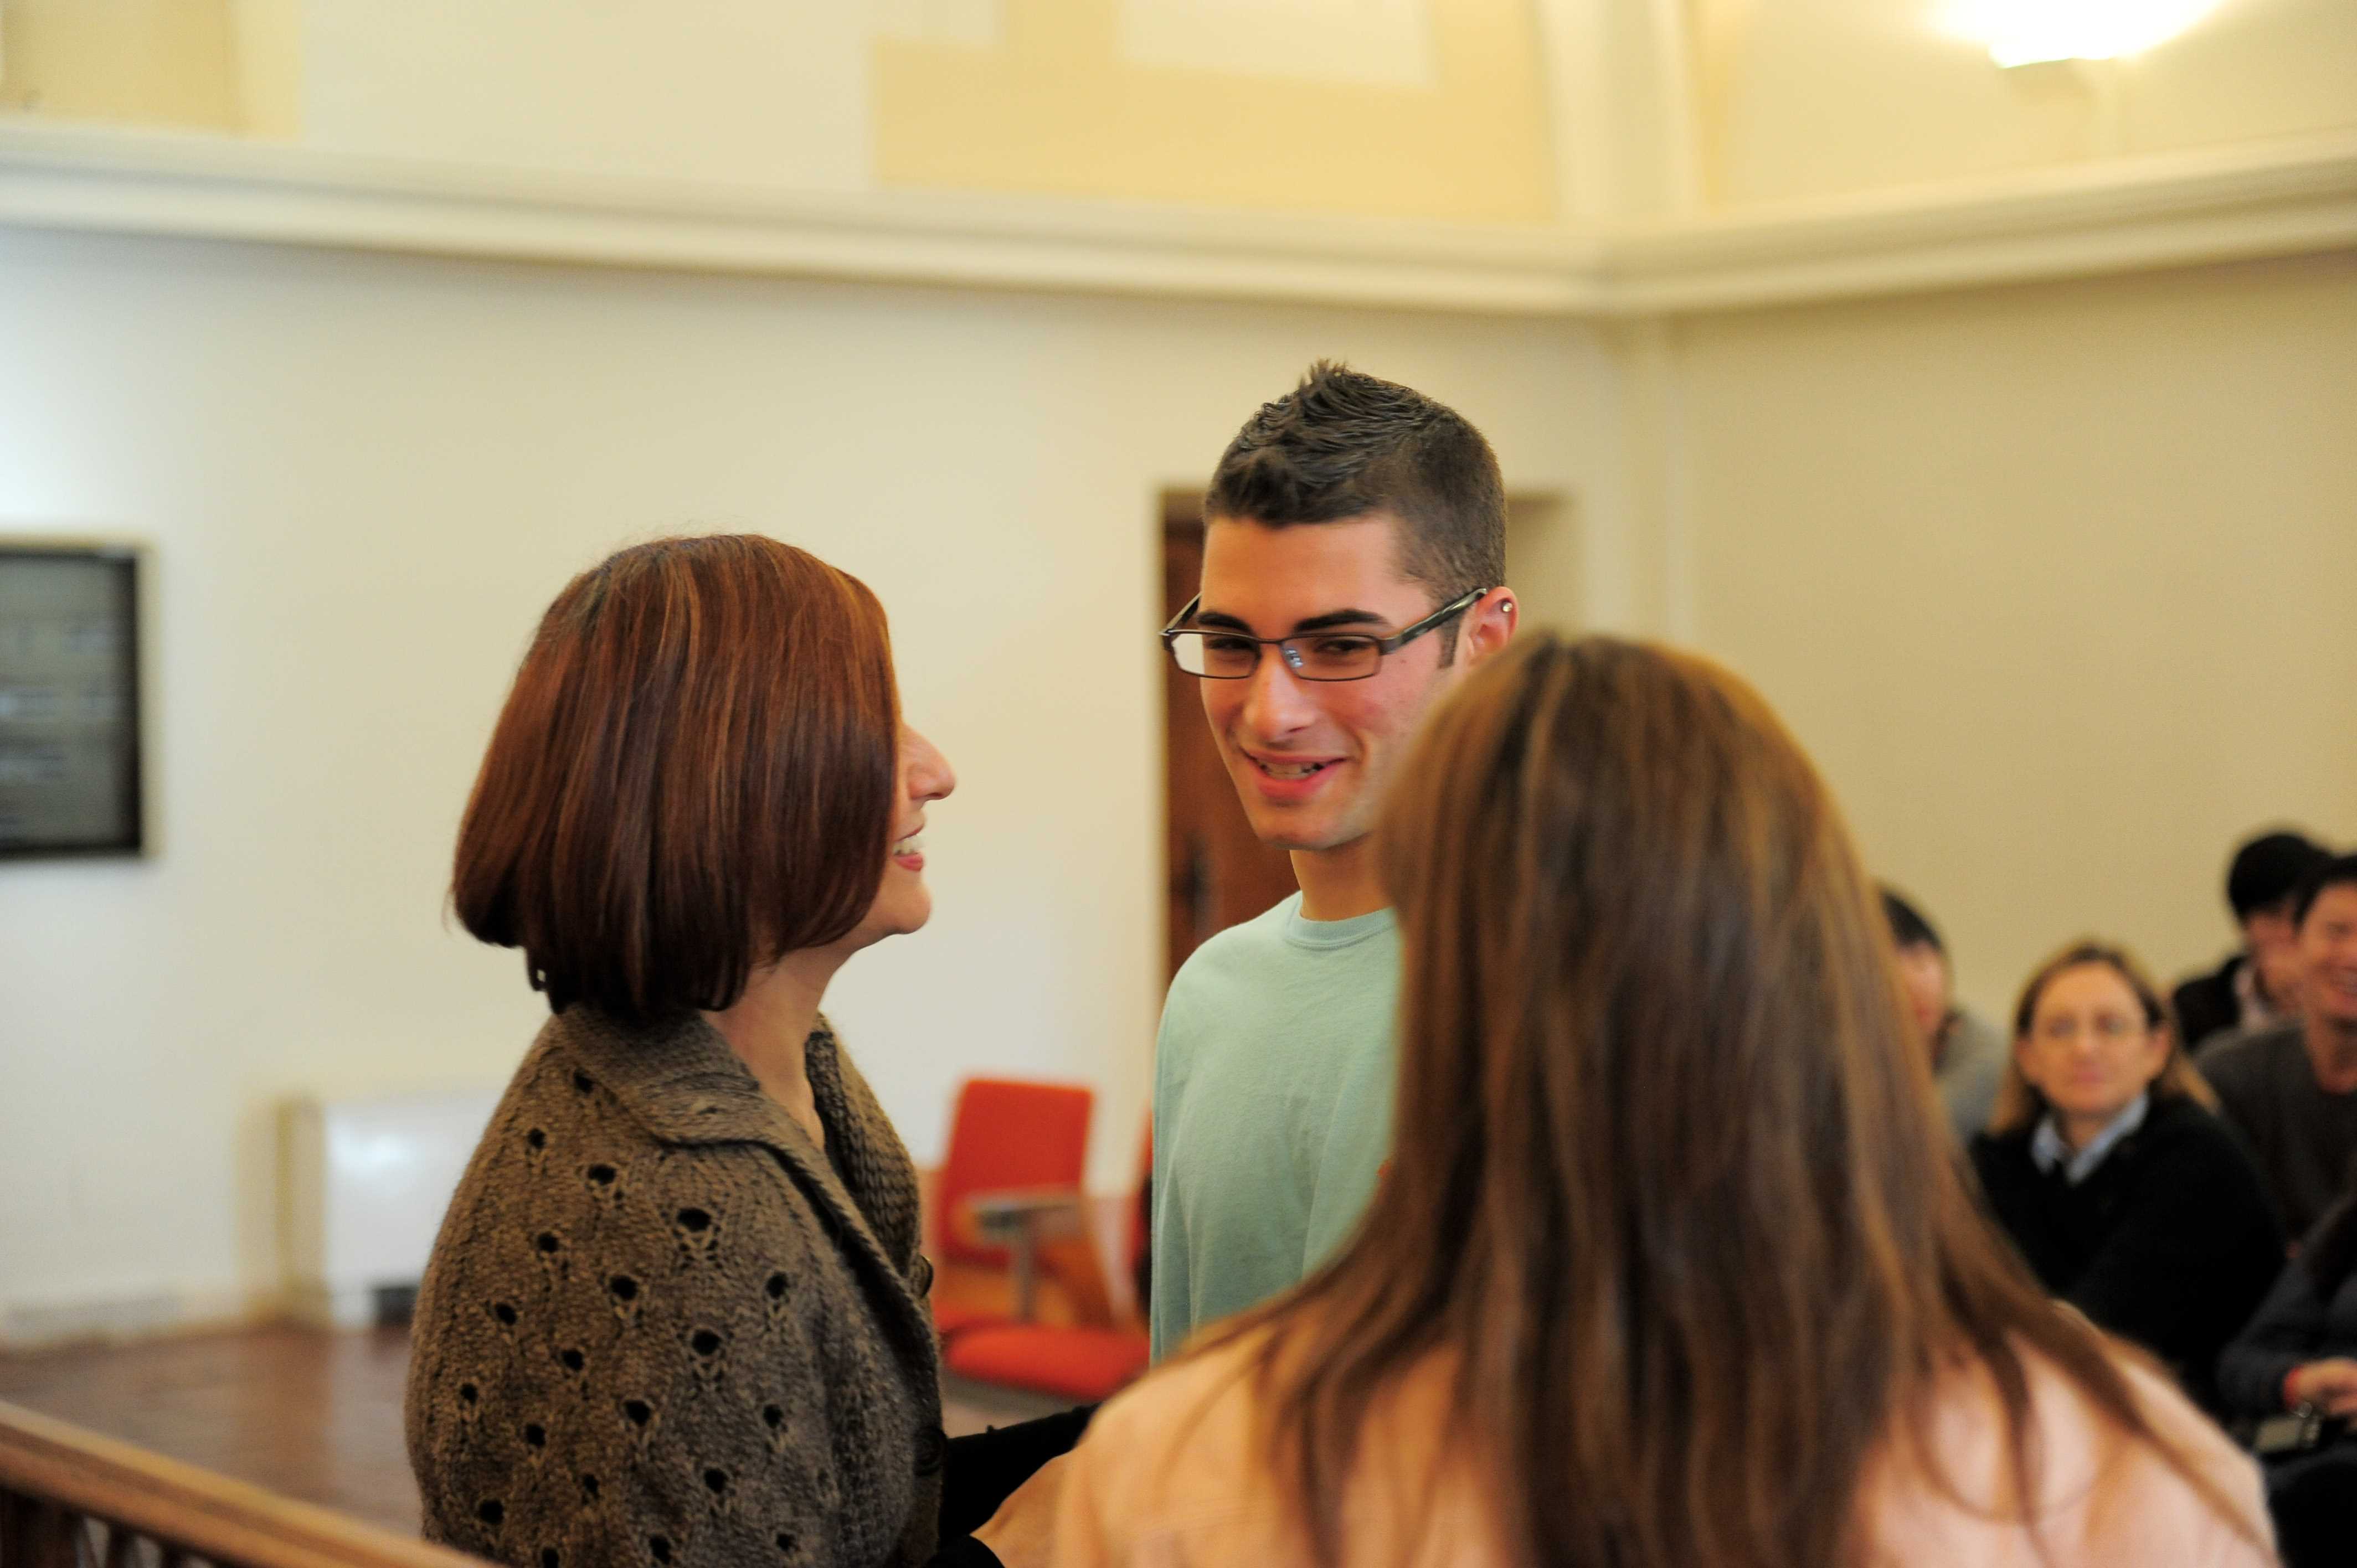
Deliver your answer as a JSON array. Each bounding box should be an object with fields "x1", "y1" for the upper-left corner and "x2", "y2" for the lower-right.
[{"x1": 0, "y1": 1402, "x2": 485, "y2": 1568}]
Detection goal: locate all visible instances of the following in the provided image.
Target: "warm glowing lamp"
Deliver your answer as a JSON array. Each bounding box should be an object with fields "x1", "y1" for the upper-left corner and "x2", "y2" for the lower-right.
[{"x1": 1941, "y1": 0, "x2": 2226, "y2": 67}]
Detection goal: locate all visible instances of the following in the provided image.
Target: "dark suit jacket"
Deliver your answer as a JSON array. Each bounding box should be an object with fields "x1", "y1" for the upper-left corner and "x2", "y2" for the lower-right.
[
  {"x1": 2215, "y1": 1236, "x2": 2357, "y2": 1416},
  {"x1": 2172, "y1": 952, "x2": 2247, "y2": 1056}
]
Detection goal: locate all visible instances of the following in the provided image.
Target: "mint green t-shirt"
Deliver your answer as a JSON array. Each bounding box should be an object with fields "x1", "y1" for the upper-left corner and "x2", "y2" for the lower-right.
[{"x1": 1149, "y1": 893, "x2": 1400, "y2": 1361}]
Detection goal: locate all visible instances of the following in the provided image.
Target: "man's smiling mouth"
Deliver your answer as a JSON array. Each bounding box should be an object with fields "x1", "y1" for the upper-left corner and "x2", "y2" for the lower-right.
[{"x1": 1248, "y1": 754, "x2": 1339, "y2": 780}]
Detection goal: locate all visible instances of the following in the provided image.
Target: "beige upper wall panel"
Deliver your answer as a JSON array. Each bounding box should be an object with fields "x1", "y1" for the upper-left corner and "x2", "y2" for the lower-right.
[
  {"x1": 872, "y1": 0, "x2": 1558, "y2": 223},
  {"x1": 0, "y1": 0, "x2": 240, "y2": 129},
  {"x1": 229, "y1": 0, "x2": 302, "y2": 140},
  {"x1": 299, "y1": 0, "x2": 872, "y2": 188},
  {"x1": 1694, "y1": 0, "x2": 2357, "y2": 208}
]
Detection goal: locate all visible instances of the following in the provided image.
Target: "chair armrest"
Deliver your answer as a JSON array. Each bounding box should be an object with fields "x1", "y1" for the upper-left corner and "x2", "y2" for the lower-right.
[
  {"x1": 959, "y1": 1187, "x2": 1086, "y2": 1322},
  {"x1": 966, "y1": 1187, "x2": 1085, "y2": 1233}
]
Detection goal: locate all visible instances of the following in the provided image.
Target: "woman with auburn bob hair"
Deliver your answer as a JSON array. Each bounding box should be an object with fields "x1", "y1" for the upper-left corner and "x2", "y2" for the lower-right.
[
  {"x1": 1047, "y1": 634, "x2": 2273, "y2": 1568},
  {"x1": 407, "y1": 536, "x2": 1060, "y2": 1568},
  {"x1": 1970, "y1": 942, "x2": 2282, "y2": 1414}
]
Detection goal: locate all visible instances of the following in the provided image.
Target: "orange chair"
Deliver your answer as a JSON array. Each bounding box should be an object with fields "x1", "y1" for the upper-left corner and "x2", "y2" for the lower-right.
[
  {"x1": 926, "y1": 1078, "x2": 1096, "y2": 1341},
  {"x1": 941, "y1": 1126, "x2": 1152, "y2": 1404}
]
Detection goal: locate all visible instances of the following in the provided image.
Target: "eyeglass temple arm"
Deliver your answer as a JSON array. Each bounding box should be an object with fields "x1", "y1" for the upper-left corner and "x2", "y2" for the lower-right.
[{"x1": 1373, "y1": 587, "x2": 1490, "y2": 653}]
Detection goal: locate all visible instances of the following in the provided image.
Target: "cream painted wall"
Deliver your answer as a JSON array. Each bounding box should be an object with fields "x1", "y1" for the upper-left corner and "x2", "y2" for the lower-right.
[
  {"x1": 1694, "y1": 0, "x2": 2357, "y2": 208},
  {"x1": 1671, "y1": 252, "x2": 2357, "y2": 1025},
  {"x1": 0, "y1": 225, "x2": 1616, "y2": 1332},
  {"x1": 3, "y1": 180, "x2": 2348, "y2": 1343}
]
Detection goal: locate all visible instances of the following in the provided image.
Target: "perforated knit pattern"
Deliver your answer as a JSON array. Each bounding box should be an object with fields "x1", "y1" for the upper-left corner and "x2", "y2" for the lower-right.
[{"x1": 405, "y1": 1008, "x2": 943, "y2": 1568}]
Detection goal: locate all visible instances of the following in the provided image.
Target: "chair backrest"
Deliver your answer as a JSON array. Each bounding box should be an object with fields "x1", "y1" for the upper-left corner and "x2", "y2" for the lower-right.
[
  {"x1": 1127, "y1": 1120, "x2": 1153, "y2": 1275},
  {"x1": 935, "y1": 1078, "x2": 1094, "y2": 1267},
  {"x1": 0, "y1": 1399, "x2": 486, "y2": 1568},
  {"x1": 1125, "y1": 1120, "x2": 1154, "y2": 1323}
]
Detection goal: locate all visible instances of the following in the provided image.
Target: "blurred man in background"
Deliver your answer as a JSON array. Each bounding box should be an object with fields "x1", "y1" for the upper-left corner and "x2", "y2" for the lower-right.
[
  {"x1": 2201, "y1": 854, "x2": 2357, "y2": 1239},
  {"x1": 2174, "y1": 829, "x2": 2330, "y2": 1054}
]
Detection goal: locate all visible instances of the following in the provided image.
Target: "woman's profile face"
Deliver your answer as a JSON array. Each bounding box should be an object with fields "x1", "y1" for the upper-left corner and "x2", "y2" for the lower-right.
[
  {"x1": 842, "y1": 723, "x2": 955, "y2": 950},
  {"x1": 2015, "y1": 962, "x2": 2168, "y2": 1128}
]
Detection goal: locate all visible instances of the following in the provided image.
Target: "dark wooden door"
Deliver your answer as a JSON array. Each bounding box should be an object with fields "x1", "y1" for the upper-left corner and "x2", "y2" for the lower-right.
[{"x1": 1164, "y1": 518, "x2": 1299, "y2": 986}]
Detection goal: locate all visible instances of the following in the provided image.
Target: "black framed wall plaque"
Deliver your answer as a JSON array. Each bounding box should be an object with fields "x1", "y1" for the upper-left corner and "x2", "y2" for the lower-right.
[{"x1": 0, "y1": 543, "x2": 145, "y2": 858}]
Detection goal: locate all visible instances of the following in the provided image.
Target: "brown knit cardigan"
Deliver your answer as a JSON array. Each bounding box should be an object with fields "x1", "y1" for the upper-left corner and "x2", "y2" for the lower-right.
[{"x1": 405, "y1": 1007, "x2": 944, "y2": 1568}]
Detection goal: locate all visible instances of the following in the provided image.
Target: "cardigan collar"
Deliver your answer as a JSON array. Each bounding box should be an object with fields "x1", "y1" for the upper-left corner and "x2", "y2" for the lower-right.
[
  {"x1": 552, "y1": 1003, "x2": 832, "y2": 1151},
  {"x1": 544, "y1": 1005, "x2": 935, "y2": 1368}
]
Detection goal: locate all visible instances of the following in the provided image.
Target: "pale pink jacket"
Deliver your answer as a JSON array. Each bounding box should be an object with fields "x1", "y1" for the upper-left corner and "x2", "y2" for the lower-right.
[{"x1": 1047, "y1": 1335, "x2": 2276, "y2": 1568}]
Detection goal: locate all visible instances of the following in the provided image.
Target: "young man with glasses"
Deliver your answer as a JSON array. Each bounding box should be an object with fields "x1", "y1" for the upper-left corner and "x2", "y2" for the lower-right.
[{"x1": 1149, "y1": 362, "x2": 1517, "y2": 1358}]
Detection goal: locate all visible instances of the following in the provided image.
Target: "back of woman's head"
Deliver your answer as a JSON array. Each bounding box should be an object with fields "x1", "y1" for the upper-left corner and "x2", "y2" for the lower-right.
[
  {"x1": 1385, "y1": 635, "x2": 1956, "y2": 1559},
  {"x1": 1231, "y1": 633, "x2": 2244, "y2": 1568},
  {"x1": 1378, "y1": 635, "x2": 1938, "y2": 1286},
  {"x1": 453, "y1": 535, "x2": 898, "y2": 1023}
]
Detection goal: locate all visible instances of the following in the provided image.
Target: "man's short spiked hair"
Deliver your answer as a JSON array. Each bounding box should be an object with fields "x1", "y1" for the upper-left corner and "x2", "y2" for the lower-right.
[{"x1": 1205, "y1": 362, "x2": 1507, "y2": 628}]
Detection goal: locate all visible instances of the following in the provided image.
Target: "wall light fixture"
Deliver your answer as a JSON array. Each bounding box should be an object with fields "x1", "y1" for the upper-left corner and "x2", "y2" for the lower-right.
[{"x1": 1940, "y1": 0, "x2": 2225, "y2": 68}]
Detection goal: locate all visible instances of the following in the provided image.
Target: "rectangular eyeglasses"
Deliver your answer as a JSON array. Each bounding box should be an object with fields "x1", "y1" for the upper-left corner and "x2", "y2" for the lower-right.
[{"x1": 1159, "y1": 588, "x2": 1488, "y2": 682}]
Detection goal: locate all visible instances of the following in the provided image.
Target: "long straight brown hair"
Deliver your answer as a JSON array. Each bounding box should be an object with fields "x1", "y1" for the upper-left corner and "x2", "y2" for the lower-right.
[{"x1": 1205, "y1": 634, "x2": 2253, "y2": 1567}]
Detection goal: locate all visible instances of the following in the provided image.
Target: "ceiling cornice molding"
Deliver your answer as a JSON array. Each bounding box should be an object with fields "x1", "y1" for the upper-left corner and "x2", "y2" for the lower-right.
[
  {"x1": 1, "y1": 120, "x2": 2351, "y2": 317},
  {"x1": 1599, "y1": 132, "x2": 2357, "y2": 311},
  {"x1": 0, "y1": 122, "x2": 1602, "y2": 314}
]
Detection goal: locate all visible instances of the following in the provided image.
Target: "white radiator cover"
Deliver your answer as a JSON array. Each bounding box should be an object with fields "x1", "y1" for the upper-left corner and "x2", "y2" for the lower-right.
[{"x1": 282, "y1": 1089, "x2": 500, "y2": 1328}]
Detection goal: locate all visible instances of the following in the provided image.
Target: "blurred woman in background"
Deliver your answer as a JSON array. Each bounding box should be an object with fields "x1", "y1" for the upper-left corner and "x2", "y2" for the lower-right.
[
  {"x1": 1048, "y1": 633, "x2": 2271, "y2": 1568},
  {"x1": 1972, "y1": 942, "x2": 2282, "y2": 1412}
]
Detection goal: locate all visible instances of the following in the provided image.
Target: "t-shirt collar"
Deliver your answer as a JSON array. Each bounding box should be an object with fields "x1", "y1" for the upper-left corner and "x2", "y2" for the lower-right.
[{"x1": 1280, "y1": 893, "x2": 1397, "y2": 951}]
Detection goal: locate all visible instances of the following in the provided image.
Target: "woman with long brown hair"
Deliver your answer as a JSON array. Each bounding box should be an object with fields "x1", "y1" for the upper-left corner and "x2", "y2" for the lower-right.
[
  {"x1": 1970, "y1": 942, "x2": 2282, "y2": 1413},
  {"x1": 1047, "y1": 633, "x2": 2271, "y2": 1567}
]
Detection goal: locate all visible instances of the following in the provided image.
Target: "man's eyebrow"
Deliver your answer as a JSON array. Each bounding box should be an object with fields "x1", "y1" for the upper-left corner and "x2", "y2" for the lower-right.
[
  {"x1": 1192, "y1": 607, "x2": 1390, "y2": 635},
  {"x1": 1291, "y1": 608, "x2": 1388, "y2": 634}
]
